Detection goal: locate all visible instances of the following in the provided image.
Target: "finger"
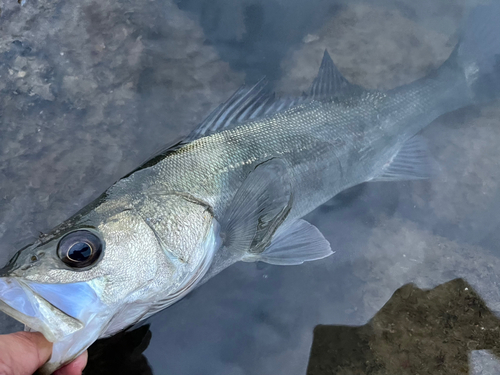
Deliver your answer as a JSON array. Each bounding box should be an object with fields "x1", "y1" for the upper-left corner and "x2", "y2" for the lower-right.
[
  {"x1": 53, "y1": 351, "x2": 88, "y2": 375},
  {"x1": 0, "y1": 331, "x2": 53, "y2": 375}
]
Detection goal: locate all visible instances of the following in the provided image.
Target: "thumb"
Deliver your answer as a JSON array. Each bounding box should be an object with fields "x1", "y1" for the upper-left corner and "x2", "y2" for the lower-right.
[{"x1": 0, "y1": 331, "x2": 53, "y2": 375}]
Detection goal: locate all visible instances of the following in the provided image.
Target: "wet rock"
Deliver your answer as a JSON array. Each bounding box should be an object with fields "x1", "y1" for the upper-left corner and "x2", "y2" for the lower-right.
[
  {"x1": 0, "y1": 0, "x2": 242, "y2": 261},
  {"x1": 352, "y1": 217, "x2": 500, "y2": 320},
  {"x1": 278, "y1": 3, "x2": 457, "y2": 94},
  {"x1": 308, "y1": 279, "x2": 500, "y2": 375}
]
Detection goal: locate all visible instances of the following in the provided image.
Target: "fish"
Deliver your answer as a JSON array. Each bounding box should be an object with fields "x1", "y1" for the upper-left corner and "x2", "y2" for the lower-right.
[{"x1": 1, "y1": 4, "x2": 499, "y2": 374}]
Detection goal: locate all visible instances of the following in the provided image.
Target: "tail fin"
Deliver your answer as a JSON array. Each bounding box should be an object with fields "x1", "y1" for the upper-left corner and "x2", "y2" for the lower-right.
[{"x1": 457, "y1": 3, "x2": 500, "y2": 103}]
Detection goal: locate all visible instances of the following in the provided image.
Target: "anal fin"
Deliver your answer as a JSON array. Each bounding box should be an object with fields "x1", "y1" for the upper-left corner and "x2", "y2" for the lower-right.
[{"x1": 373, "y1": 135, "x2": 435, "y2": 182}]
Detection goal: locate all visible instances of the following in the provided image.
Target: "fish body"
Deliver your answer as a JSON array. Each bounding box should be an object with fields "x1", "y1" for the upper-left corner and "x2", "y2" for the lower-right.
[
  {"x1": 0, "y1": 4, "x2": 499, "y2": 373},
  {"x1": 141, "y1": 69, "x2": 467, "y2": 224}
]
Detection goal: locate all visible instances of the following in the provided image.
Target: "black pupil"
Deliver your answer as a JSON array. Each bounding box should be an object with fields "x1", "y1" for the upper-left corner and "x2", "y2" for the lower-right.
[{"x1": 68, "y1": 242, "x2": 92, "y2": 262}]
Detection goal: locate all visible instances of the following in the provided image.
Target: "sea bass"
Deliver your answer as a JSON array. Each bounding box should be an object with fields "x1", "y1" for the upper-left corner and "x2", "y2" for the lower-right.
[{"x1": 1, "y1": 4, "x2": 500, "y2": 374}]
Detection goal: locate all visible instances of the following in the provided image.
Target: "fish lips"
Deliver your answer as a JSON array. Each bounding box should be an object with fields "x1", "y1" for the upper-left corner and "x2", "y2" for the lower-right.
[{"x1": 0, "y1": 277, "x2": 106, "y2": 342}]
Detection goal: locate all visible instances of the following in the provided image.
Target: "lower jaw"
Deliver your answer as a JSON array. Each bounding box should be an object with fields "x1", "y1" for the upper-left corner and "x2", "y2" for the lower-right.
[{"x1": 0, "y1": 277, "x2": 84, "y2": 341}]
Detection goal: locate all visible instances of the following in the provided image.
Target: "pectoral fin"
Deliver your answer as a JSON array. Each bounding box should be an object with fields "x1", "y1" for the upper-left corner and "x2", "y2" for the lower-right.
[
  {"x1": 242, "y1": 219, "x2": 333, "y2": 265},
  {"x1": 220, "y1": 158, "x2": 293, "y2": 254}
]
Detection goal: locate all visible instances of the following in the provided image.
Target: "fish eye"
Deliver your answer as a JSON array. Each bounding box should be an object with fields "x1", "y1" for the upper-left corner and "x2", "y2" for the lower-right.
[{"x1": 57, "y1": 230, "x2": 103, "y2": 268}]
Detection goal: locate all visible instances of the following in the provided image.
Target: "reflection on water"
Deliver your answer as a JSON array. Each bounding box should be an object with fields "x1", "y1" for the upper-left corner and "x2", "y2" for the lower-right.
[
  {"x1": 86, "y1": 325, "x2": 152, "y2": 375},
  {"x1": 307, "y1": 279, "x2": 500, "y2": 375},
  {"x1": 1, "y1": 0, "x2": 500, "y2": 374},
  {"x1": 87, "y1": 279, "x2": 500, "y2": 374}
]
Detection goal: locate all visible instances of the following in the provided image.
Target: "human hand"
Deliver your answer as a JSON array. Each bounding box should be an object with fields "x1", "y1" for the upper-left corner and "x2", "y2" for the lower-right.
[{"x1": 0, "y1": 331, "x2": 87, "y2": 375}]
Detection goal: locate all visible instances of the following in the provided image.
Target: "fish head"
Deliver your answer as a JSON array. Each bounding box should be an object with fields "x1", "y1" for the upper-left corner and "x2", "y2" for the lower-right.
[{"x1": 0, "y1": 191, "x2": 191, "y2": 373}]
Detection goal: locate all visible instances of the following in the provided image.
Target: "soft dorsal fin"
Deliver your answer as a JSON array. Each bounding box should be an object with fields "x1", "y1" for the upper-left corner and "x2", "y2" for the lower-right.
[
  {"x1": 186, "y1": 79, "x2": 303, "y2": 142},
  {"x1": 307, "y1": 50, "x2": 363, "y2": 100},
  {"x1": 127, "y1": 50, "x2": 363, "y2": 177}
]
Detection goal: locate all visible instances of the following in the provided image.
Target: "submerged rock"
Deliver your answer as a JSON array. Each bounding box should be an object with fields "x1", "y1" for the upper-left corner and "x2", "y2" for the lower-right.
[{"x1": 0, "y1": 0, "x2": 242, "y2": 261}]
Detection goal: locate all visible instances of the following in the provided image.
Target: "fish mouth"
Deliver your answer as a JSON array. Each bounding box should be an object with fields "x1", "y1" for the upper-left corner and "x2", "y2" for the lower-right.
[
  {"x1": 0, "y1": 277, "x2": 84, "y2": 341},
  {"x1": 0, "y1": 276, "x2": 111, "y2": 373},
  {"x1": 0, "y1": 277, "x2": 107, "y2": 342}
]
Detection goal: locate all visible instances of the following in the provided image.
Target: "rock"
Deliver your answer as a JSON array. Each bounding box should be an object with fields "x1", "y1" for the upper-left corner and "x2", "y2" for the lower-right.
[{"x1": 0, "y1": 0, "x2": 242, "y2": 262}]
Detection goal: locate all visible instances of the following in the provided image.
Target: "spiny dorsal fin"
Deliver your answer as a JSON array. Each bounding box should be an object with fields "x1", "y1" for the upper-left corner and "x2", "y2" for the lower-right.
[
  {"x1": 124, "y1": 81, "x2": 302, "y2": 176},
  {"x1": 125, "y1": 80, "x2": 295, "y2": 176},
  {"x1": 128, "y1": 50, "x2": 364, "y2": 177},
  {"x1": 307, "y1": 50, "x2": 363, "y2": 100},
  {"x1": 185, "y1": 50, "x2": 363, "y2": 141},
  {"x1": 186, "y1": 79, "x2": 304, "y2": 142}
]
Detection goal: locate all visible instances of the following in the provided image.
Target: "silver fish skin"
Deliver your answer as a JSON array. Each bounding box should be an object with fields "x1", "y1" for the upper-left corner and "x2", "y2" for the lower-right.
[{"x1": 0, "y1": 4, "x2": 499, "y2": 374}]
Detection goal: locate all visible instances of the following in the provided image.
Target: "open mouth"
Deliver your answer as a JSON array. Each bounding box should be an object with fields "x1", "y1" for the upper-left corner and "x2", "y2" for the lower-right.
[
  {"x1": 0, "y1": 276, "x2": 112, "y2": 373},
  {"x1": 0, "y1": 277, "x2": 88, "y2": 341}
]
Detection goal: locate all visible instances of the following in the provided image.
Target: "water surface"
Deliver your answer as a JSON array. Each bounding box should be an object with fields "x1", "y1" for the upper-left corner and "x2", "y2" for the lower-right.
[{"x1": 1, "y1": 0, "x2": 500, "y2": 374}]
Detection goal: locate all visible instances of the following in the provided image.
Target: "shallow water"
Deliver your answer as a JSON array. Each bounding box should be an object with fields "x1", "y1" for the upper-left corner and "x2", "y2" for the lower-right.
[{"x1": 1, "y1": 0, "x2": 500, "y2": 374}]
